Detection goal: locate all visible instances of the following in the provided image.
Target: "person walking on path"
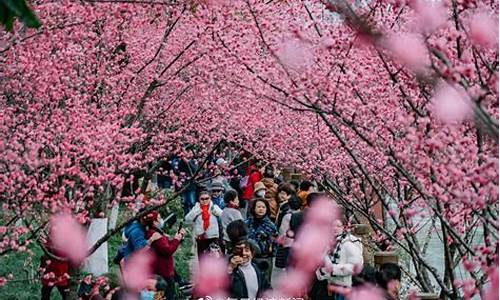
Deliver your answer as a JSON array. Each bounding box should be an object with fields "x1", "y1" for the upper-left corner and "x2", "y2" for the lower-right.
[
  {"x1": 220, "y1": 190, "x2": 244, "y2": 251},
  {"x1": 275, "y1": 182, "x2": 297, "y2": 227},
  {"x1": 260, "y1": 165, "x2": 280, "y2": 220},
  {"x1": 271, "y1": 194, "x2": 302, "y2": 286},
  {"x1": 297, "y1": 180, "x2": 316, "y2": 209},
  {"x1": 242, "y1": 162, "x2": 263, "y2": 202},
  {"x1": 185, "y1": 190, "x2": 223, "y2": 261},
  {"x1": 309, "y1": 208, "x2": 363, "y2": 300},
  {"x1": 245, "y1": 198, "x2": 278, "y2": 281}
]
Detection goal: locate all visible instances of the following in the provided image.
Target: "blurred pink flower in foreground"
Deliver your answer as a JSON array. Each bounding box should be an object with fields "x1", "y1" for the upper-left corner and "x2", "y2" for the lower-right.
[
  {"x1": 192, "y1": 255, "x2": 229, "y2": 297},
  {"x1": 482, "y1": 266, "x2": 499, "y2": 300},
  {"x1": 432, "y1": 82, "x2": 472, "y2": 124},
  {"x1": 347, "y1": 284, "x2": 386, "y2": 300},
  {"x1": 469, "y1": 12, "x2": 499, "y2": 49},
  {"x1": 385, "y1": 34, "x2": 429, "y2": 74},
  {"x1": 50, "y1": 214, "x2": 88, "y2": 265},
  {"x1": 411, "y1": 0, "x2": 447, "y2": 33},
  {"x1": 277, "y1": 38, "x2": 314, "y2": 72},
  {"x1": 122, "y1": 250, "x2": 153, "y2": 292},
  {"x1": 275, "y1": 269, "x2": 311, "y2": 296}
]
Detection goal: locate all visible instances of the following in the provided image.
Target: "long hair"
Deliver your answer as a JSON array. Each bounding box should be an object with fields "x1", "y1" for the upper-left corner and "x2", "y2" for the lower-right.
[{"x1": 249, "y1": 198, "x2": 271, "y2": 218}]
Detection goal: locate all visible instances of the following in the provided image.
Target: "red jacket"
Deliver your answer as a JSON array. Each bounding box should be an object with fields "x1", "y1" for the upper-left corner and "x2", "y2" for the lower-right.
[
  {"x1": 145, "y1": 229, "x2": 181, "y2": 279},
  {"x1": 40, "y1": 242, "x2": 70, "y2": 287},
  {"x1": 242, "y1": 169, "x2": 263, "y2": 200}
]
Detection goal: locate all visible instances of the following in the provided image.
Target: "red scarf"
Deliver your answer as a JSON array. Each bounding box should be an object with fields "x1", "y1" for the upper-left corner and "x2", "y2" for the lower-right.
[
  {"x1": 227, "y1": 203, "x2": 239, "y2": 209},
  {"x1": 201, "y1": 203, "x2": 210, "y2": 231}
]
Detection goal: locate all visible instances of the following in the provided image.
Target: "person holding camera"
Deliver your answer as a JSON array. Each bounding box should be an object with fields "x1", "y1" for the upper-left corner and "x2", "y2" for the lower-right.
[
  {"x1": 227, "y1": 233, "x2": 271, "y2": 298},
  {"x1": 143, "y1": 211, "x2": 185, "y2": 300}
]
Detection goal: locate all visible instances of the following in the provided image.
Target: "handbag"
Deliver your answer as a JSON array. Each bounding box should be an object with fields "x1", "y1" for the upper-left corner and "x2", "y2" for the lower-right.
[{"x1": 239, "y1": 175, "x2": 249, "y2": 189}]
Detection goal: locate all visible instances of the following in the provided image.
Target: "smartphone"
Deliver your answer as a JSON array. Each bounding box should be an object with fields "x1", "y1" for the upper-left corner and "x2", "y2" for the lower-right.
[{"x1": 177, "y1": 221, "x2": 184, "y2": 233}]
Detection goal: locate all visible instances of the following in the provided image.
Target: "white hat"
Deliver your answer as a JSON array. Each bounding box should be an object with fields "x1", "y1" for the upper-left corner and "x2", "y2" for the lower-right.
[{"x1": 215, "y1": 158, "x2": 227, "y2": 166}]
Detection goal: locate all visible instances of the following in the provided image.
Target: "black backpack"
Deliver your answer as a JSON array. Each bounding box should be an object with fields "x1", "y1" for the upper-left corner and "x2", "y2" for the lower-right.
[{"x1": 289, "y1": 211, "x2": 304, "y2": 234}]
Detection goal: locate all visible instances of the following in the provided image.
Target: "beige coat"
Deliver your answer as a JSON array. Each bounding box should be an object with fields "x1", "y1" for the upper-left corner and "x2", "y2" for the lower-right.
[{"x1": 260, "y1": 178, "x2": 279, "y2": 219}]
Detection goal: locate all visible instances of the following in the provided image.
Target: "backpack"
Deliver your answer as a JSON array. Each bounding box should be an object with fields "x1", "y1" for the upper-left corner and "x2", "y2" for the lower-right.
[{"x1": 289, "y1": 211, "x2": 304, "y2": 234}]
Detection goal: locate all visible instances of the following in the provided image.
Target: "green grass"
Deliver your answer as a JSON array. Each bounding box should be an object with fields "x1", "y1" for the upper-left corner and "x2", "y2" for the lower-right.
[
  {"x1": 0, "y1": 195, "x2": 194, "y2": 299},
  {"x1": 0, "y1": 245, "x2": 52, "y2": 300}
]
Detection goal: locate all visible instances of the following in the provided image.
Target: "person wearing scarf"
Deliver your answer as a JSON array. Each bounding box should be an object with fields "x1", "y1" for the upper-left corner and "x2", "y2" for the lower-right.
[
  {"x1": 185, "y1": 190, "x2": 223, "y2": 261},
  {"x1": 310, "y1": 212, "x2": 363, "y2": 300}
]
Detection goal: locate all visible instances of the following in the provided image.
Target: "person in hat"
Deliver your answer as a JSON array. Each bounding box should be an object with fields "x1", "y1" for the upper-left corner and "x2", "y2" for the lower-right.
[
  {"x1": 211, "y1": 157, "x2": 230, "y2": 191},
  {"x1": 210, "y1": 181, "x2": 225, "y2": 209},
  {"x1": 143, "y1": 211, "x2": 185, "y2": 300},
  {"x1": 185, "y1": 191, "x2": 223, "y2": 261},
  {"x1": 248, "y1": 182, "x2": 266, "y2": 218},
  {"x1": 215, "y1": 158, "x2": 227, "y2": 169},
  {"x1": 253, "y1": 182, "x2": 266, "y2": 199}
]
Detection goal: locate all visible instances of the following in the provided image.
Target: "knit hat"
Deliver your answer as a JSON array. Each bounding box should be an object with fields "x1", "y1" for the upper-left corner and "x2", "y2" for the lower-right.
[
  {"x1": 254, "y1": 181, "x2": 266, "y2": 193},
  {"x1": 210, "y1": 181, "x2": 224, "y2": 192}
]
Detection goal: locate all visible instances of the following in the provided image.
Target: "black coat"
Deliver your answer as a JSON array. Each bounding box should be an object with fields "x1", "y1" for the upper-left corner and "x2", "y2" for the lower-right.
[{"x1": 230, "y1": 263, "x2": 271, "y2": 299}]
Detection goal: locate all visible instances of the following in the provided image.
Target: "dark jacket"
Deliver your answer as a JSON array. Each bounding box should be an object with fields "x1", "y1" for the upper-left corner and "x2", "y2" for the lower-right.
[
  {"x1": 246, "y1": 216, "x2": 278, "y2": 258},
  {"x1": 145, "y1": 229, "x2": 181, "y2": 279},
  {"x1": 230, "y1": 263, "x2": 271, "y2": 299},
  {"x1": 275, "y1": 202, "x2": 290, "y2": 227}
]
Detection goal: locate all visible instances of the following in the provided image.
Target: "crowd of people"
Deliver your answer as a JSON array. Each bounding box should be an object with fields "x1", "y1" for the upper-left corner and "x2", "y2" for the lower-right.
[{"x1": 39, "y1": 153, "x2": 403, "y2": 300}]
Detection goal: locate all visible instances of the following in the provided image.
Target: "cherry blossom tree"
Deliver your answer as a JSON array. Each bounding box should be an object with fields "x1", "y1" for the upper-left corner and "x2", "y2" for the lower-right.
[{"x1": 0, "y1": 0, "x2": 498, "y2": 298}]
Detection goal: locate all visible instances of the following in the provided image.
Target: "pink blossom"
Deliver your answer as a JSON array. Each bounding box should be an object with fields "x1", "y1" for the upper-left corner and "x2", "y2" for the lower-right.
[
  {"x1": 432, "y1": 82, "x2": 472, "y2": 123},
  {"x1": 274, "y1": 269, "x2": 311, "y2": 296},
  {"x1": 192, "y1": 255, "x2": 229, "y2": 297},
  {"x1": 291, "y1": 224, "x2": 330, "y2": 272},
  {"x1": 412, "y1": 0, "x2": 448, "y2": 33},
  {"x1": 50, "y1": 214, "x2": 88, "y2": 265},
  {"x1": 469, "y1": 12, "x2": 499, "y2": 49},
  {"x1": 121, "y1": 250, "x2": 153, "y2": 292},
  {"x1": 277, "y1": 39, "x2": 314, "y2": 72},
  {"x1": 347, "y1": 284, "x2": 386, "y2": 300},
  {"x1": 320, "y1": 36, "x2": 336, "y2": 50},
  {"x1": 385, "y1": 34, "x2": 429, "y2": 73},
  {"x1": 482, "y1": 267, "x2": 499, "y2": 300}
]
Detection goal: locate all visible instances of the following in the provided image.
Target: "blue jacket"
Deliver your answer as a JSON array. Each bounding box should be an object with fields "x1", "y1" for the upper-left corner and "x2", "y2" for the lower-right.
[
  {"x1": 246, "y1": 216, "x2": 278, "y2": 257},
  {"x1": 123, "y1": 221, "x2": 148, "y2": 259}
]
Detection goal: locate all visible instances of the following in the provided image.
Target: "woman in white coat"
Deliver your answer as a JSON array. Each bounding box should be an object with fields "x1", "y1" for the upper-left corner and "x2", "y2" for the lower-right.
[
  {"x1": 185, "y1": 190, "x2": 223, "y2": 261},
  {"x1": 310, "y1": 213, "x2": 363, "y2": 300}
]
